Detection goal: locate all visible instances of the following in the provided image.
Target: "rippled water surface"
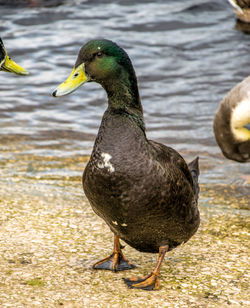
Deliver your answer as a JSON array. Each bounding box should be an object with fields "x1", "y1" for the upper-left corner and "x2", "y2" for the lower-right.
[{"x1": 0, "y1": 0, "x2": 249, "y2": 211}]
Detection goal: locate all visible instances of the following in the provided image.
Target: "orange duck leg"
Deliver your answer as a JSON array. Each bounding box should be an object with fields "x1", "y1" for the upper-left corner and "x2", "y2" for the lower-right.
[
  {"x1": 93, "y1": 235, "x2": 136, "y2": 272},
  {"x1": 123, "y1": 245, "x2": 169, "y2": 290}
]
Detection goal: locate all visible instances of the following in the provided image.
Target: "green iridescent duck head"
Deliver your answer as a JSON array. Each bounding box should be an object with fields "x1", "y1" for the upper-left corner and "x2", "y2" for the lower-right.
[{"x1": 52, "y1": 39, "x2": 142, "y2": 112}]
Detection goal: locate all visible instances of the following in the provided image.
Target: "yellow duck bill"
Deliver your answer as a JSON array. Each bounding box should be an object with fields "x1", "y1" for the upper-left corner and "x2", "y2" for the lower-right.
[
  {"x1": 2, "y1": 54, "x2": 29, "y2": 75},
  {"x1": 52, "y1": 63, "x2": 89, "y2": 97}
]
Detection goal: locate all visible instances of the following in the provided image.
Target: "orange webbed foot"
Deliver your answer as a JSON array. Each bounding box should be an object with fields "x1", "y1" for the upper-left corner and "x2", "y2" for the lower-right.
[
  {"x1": 93, "y1": 252, "x2": 135, "y2": 272},
  {"x1": 123, "y1": 273, "x2": 159, "y2": 290}
]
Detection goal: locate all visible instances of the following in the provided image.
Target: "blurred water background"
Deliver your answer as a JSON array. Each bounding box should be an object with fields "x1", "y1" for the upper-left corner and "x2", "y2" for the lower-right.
[{"x1": 0, "y1": 0, "x2": 249, "y2": 213}]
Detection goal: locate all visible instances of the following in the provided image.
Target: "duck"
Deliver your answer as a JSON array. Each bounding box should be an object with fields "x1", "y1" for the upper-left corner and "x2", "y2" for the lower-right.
[
  {"x1": 214, "y1": 76, "x2": 250, "y2": 163},
  {"x1": 52, "y1": 39, "x2": 200, "y2": 290},
  {"x1": 0, "y1": 38, "x2": 29, "y2": 75},
  {"x1": 227, "y1": 0, "x2": 250, "y2": 23}
]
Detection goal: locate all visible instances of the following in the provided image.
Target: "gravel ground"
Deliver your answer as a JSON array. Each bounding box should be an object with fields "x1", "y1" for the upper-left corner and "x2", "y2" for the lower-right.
[{"x1": 0, "y1": 156, "x2": 249, "y2": 308}]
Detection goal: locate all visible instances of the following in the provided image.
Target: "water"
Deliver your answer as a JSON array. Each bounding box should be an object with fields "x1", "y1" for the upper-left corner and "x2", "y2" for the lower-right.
[{"x1": 0, "y1": 0, "x2": 249, "y2": 211}]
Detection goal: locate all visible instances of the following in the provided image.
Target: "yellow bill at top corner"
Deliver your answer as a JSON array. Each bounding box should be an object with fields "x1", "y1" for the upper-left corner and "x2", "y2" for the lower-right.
[
  {"x1": 2, "y1": 54, "x2": 29, "y2": 75},
  {"x1": 52, "y1": 63, "x2": 89, "y2": 97}
]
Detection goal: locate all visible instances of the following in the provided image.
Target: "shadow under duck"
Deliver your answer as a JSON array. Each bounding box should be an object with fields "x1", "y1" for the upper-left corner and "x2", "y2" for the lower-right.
[
  {"x1": 52, "y1": 39, "x2": 200, "y2": 290},
  {"x1": 0, "y1": 38, "x2": 28, "y2": 75},
  {"x1": 214, "y1": 76, "x2": 250, "y2": 163}
]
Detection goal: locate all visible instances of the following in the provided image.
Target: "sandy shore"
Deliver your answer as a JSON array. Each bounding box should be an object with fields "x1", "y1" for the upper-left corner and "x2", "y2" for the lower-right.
[{"x1": 0, "y1": 169, "x2": 249, "y2": 307}]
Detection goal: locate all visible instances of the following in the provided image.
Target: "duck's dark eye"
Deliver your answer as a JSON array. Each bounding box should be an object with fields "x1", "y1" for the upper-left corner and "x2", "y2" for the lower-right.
[{"x1": 96, "y1": 52, "x2": 103, "y2": 58}]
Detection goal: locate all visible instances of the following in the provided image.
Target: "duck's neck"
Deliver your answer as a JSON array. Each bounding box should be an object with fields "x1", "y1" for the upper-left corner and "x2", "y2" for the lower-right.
[{"x1": 102, "y1": 71, "x2": 145, "y2": 132}]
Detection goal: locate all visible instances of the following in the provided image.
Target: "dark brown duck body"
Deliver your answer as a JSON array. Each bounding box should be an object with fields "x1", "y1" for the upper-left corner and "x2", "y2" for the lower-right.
[
  {"x1": 53, "y1": 39, "x2": 200, "y2": 290},
  {"x1": 83, "y1": 108, "x2": 200, "y2": 253}
]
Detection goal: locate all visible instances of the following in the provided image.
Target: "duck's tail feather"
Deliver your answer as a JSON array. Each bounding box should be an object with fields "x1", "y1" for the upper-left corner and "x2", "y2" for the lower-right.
[{"x1": 188, "y1": 157, "x2": 200, "y2": 198}]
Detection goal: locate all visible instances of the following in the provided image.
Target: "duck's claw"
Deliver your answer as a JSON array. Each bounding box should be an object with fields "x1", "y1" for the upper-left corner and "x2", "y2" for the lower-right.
[
  {"x1": 123, "y1": 273, "x2": 159, "y2": 290},
  {"x1": 93, "y1": 252, "x2": 136, "y2": 272}
]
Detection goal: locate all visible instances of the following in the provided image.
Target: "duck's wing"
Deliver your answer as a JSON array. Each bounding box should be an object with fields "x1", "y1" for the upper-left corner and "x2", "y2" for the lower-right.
[
  {"x1": 148, "y1": 140, "x2": 197, "y2": 194},
  {"x1": 187, "y1": 157, "x2": 200, "y2": 199},
  {"x1": 228, "y1": 0, "x2": 250, "y2": 10},
  {"x1": 237, "y1": 0, "x2": 250, "y2": 8}
]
